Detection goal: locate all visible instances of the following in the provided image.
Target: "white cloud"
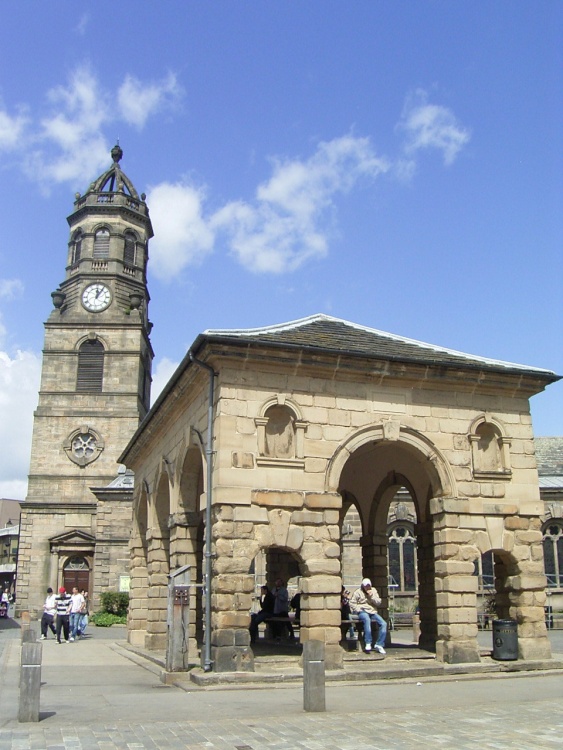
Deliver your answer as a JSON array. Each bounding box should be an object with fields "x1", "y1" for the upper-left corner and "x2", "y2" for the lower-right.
[
  {"x1": 118, "y1": 73, "x2": 181, "y2": 129},
  {"x1": 147, "y1": 182, "x2": 215, "y2": 280},
  {"x1": 399, "y1": 89, "x2": 471, "y2": 166},
  {"x1": 0, "y1": 279, "x2": 24, "y2": 301},
  {"x1": 150, "y1": 357, "x2": 180, "y2": 405},
  {"x1": 0, "y1": 350, "x2": 41, "y2": 500},
  {"x1": 0, "y1": 106, "x2": 28, "y2": 152},
  {"x1": 15, "y1": 67, "x2": 182, "y2": 190},
  {"x1": 213, "y1": 135, "x2": 390, "y2": 274}
]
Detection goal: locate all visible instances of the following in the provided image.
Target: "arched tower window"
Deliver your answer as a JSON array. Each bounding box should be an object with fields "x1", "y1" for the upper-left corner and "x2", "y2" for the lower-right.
[
  {"x1": 93, "y1": 228, "x2": 110, "y2": 259},
  {"x1": 76, "y1": 339, "x2": 104, "y2": 393},
  {"x1": 71, "y1": 230, "x2": 82, "y2": 265},
  {"x1": 124, "y1": 231, "x2": 137, "y2": 266},
  {"x1": 543, "y1": 521, "x2": 563, "y2": 588}
]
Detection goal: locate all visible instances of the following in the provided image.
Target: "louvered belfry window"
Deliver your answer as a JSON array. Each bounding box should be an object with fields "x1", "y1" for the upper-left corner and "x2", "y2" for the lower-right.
[
  {"x1": 124, "y1": 231, "x2": 136, "y2": 266},
  {"x1": 76, "y1": 339, "x2": 104, "y2": 392},
  {"x1": 93, "y1": 228, "x2": 110, "y2": 258},
  {"x1": 71, "y1": 230, "x2": 82, "y2": 264}
]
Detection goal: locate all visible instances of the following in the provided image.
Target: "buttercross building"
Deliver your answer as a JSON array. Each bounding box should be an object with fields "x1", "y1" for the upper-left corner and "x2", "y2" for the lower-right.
[{"x1": 17, "y1": 146, "x2": 153, "y2": 613}]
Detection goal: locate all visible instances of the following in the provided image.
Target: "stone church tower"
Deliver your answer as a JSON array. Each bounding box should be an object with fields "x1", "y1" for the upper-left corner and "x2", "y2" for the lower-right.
[{"x1": 17, "y1": 145, "x2": 153, "y2": 614}]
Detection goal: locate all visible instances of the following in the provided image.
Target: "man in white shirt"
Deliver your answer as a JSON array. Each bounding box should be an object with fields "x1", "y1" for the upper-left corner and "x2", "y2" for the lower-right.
[
  {"x1": 349, "y1": 578, "x2": 387, "y2": 655},
  {"x1": 40, "y1": 587, "x2": 57, "y2": 639},
  {"x1": 69, "y1": 587, "x2": 85, "y2": 641}
]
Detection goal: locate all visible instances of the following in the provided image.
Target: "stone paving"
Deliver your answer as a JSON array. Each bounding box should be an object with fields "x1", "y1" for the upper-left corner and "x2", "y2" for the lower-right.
[{"x1": 1, "y1": 621, "x2": 563, "y2": 749}]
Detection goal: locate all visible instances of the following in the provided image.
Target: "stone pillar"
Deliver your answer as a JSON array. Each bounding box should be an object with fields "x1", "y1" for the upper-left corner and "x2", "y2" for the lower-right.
[
  {"x1": 434, "y1": 512, "x2": 481, "y2": 664},
  {"x1": 416, "y1": 520, "x2": 437, "y2": 650},
  {"x1": 145, "y1": 531, "x2": 169, "y2": 650},
  {"x1": 127, "y1": 533, "x2": 148, "y2": 647},
  {"x1": 299, "y1": 574, "x2": 342, "y2": 670},
  {"x1": 169, "y1": 512, "x2": 202, "y2": 662},
  {"x1": 504, "y1": 516, "x2": 551, "y2": 660},
  {"x1": 211, "y1": 506, "x2": 256, "y2": 672}
]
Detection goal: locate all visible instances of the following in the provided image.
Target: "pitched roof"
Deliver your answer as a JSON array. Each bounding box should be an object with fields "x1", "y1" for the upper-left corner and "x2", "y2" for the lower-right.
[
  {"x1": 199, "y1": 314, "x2": 559, "y2": 378},
  {"x1": 535, "y1": 437, "x2": 563, "y2": 480}
]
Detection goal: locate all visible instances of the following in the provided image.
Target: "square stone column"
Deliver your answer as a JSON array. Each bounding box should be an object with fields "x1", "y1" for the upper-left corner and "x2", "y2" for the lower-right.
[{"x1": 434, "y1": 513, "x2": 481, "y2": 664}]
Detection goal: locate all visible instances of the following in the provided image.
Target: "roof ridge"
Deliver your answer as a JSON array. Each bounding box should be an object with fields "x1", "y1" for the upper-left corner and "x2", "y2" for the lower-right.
[{"x1": 203, "y1": 314, "x2": 555, "y2": 375}]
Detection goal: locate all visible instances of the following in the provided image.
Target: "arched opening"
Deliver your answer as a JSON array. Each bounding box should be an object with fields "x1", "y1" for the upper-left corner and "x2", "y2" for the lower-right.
[
  {"x1": 335, "y1": 431, "x2": 446, "y2": 654},
  {"x1": 128, "y1": 489, "x2": 149, "y2": 646},
  {"x1": 76, "y1": 339, "x2": 104, "y2": 393},
  {"x1": 145, "y1": 472, "x2": 170, "y2": 650},
  {"x1": 175, "y1": 444, "x2": 205, "y2": 650},
  {"x1": 249, "y1": 546, "x2": 302, "y2": 650}
]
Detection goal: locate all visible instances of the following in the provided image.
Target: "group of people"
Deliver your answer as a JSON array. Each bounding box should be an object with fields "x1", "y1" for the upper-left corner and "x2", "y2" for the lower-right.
[
  {"x1": 249, "y1": 576, "x2": 386, "y2": 655},
  {"x1": 249, "y1": 578, "x2": 299, "y2": 644},
  {"x1": 41, "y1": 586, "x2": 89, "y2": 644}
]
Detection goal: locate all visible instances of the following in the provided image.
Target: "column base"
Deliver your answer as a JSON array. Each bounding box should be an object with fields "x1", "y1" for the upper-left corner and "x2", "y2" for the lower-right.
[
  {"x1": 436, "y1": 638, "x2": 481, "y2": 663},
  {"x1": 518, "y1": 636, "x2": 552, "y2": 660},
  {"x1": 211, "y1": 645, "x2": 255, "y2": 672}
]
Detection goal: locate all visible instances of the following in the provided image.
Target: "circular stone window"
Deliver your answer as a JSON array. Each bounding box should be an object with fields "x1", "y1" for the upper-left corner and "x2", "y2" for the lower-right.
[{"x1": 64, "y1": 426, "x2": 104, "y2": 466}]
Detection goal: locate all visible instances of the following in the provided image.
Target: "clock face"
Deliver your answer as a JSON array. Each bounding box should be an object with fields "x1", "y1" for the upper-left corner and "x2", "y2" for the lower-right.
[{"x1": 82, "y1": 283, "x2": 111, "y2": 312}]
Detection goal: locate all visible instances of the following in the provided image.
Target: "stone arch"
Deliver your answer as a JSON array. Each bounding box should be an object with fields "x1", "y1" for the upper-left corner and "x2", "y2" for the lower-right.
[
  {"x1": 128, "y1": 486, "x2": 149, "y2": 646},
  {"x1": 171, "y1": 441, "x2": 206, "y2": 652},
  {"x1": 325, "y1": 423, "x2": 456, "y2": 502},
  {"x1": 145, "y1": 470, "x2": 170, "y2": 650}
]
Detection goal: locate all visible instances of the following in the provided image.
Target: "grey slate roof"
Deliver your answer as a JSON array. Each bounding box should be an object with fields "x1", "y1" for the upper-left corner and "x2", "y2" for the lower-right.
[
  {"x1": 535, "y1": 438, "x2": 563, "y2": 484},
  {"x1": 200, "y1": 314, "x2": 559, "y2": 378}
]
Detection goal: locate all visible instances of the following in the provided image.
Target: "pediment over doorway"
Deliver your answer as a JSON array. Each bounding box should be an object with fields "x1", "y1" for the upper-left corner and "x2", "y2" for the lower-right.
[{"x1": 49, "y1": 529, "x2": 96, "y2": 552}]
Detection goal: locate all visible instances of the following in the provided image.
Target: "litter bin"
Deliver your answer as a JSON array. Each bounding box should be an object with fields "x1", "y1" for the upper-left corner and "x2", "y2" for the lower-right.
[{"x1": 492, "y1": 619, "x2": 518, "y2": 661}]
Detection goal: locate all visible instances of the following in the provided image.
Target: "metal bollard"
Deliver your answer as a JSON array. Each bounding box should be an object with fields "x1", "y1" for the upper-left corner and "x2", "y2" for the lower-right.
[
  {"x1": 303, "y1": 639, "x2": 326, "y2": 712},
  {"x1": 19, "y1": 641, "x2": 42, "y2": 722}
]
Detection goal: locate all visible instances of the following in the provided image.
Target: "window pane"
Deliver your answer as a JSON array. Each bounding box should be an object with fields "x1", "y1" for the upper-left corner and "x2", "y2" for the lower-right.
[
  {"x1": 543, "y1": 538, "x2": 556, "y2": 587},
  {"x1": 388, "y1": 540, "x2": 400, "y2": 591},
  {"x1": 403, "y1": 540, "x2": 416, "y2": 591}
]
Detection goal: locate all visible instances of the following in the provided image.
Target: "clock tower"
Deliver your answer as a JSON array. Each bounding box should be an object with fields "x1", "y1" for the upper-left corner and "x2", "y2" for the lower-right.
[{"x1": 17, "y1": 146, "x2": 154, "y2": 615}]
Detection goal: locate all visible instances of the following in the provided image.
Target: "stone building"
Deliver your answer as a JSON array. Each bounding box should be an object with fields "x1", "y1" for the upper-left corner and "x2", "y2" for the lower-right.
[
  {"x1": 17, "y1": 146, "x2": 153, "y2": 615},
  {"x1": 119, "y1": 315, "x2": 560, "y2": 671}
]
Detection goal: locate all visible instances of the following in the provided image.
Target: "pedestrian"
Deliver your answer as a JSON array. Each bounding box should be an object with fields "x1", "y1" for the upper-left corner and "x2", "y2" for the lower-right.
[
  {"x1": 349, "y1": 578, "x2": 387, "y2": 654},
  {"x1": 77, "y1": 590, "x2": 89, "y2": 637},
  {"x1": 55, "y1": 586, "x2": 71, "y2": 644},
  {"x1": 69, "y1": 586, "x2": 85, "y2": 641},
  {"x1": 40, "y1": 587, "x2": 57, "y2": 639}
]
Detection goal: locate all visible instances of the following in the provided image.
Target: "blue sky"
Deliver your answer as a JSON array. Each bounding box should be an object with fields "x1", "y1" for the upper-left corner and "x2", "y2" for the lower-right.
[{"x1": 0, "y1": 2, "x2": 561, "y2": 499}]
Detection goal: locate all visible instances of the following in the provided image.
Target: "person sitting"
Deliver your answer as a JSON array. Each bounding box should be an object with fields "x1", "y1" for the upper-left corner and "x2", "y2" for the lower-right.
[
  {"x1": 272, "y1": 578, "x2": 295, "y2": 642},
  {"x1": 249, "y1": 585, "x2": 275, "y2": 644},
  {"x1": 290, "y1": 591, "x2": 301, "y2": 623},
  {"x1": 349, "y1": 578, "x2": 387, "y2": 655}
]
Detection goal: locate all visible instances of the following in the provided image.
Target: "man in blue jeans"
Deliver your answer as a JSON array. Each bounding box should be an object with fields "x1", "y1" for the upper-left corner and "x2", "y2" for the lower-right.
[{"x1": 350, "y1": 578, "x2": 387, "y2": 654}]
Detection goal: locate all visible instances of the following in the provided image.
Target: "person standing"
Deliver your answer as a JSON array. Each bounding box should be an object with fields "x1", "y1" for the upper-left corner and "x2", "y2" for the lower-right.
[
  {"x1": 55, "y1": 586, "x2": 71, "y2": 644},
  {"x1": 77, "y1": 590, "x2": 89, "y2": 637},
  {"x1": 69, "y1": 587, "x2": 85, "y2": 641},
  {"x1": 349, "y1": 578, "x2": 387, "y2": 654},
  {"x1": 40, "y1": 587, "x2": 57, "y2": 639}
]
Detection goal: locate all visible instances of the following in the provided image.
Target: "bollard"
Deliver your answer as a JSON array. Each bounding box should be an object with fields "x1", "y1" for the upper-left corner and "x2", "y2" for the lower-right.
[
  {"x1": 303, "y1": 639, "x2": 326, "y2": 712},
  {"x1": 412, "y1": 613, "x2": 421, "y2": 643},
  {"x1": 19, "y1": 641, "x2": 42, "y2": 722}
]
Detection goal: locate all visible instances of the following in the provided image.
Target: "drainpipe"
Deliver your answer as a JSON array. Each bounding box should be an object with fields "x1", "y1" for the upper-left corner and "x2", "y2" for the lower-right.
[{"x1": 188, "y1": 351, "x2": 216, "y2": 672}]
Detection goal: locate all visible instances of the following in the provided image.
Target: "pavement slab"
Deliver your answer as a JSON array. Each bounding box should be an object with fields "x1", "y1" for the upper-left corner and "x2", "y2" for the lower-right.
[{"x1": 1, "y1": 622, "x2": 563, "y2": 748}]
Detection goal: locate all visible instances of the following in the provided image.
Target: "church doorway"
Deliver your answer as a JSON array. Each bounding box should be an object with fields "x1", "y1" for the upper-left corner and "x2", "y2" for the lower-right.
[{"x1": 63, "y1": 555, "x2": 90, "y2": 594}]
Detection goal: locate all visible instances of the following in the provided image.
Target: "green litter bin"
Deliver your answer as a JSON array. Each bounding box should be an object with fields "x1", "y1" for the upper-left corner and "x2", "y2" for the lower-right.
[{"x1": 492, "y1": 619, "x2": 518, "y2": 660}]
